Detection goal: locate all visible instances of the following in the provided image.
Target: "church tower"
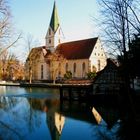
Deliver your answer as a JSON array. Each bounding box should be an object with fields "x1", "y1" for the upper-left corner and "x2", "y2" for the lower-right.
[{"x1": 45, "y1": 1, "x2": 64, "y2": 52}]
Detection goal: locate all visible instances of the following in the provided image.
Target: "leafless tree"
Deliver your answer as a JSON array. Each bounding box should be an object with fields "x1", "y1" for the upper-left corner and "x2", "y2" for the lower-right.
[
  {"x1": 96, "y1": 0, "x2": 140, "y2": 120},
  {"x1": 46, "y1": 51, "x2": 66, "y2": 84},
  {"x1": 24, "y1": 34, "x2": 40, "y2": 84},
  {"x1": 0, "y1": 0, "x2": 22, "y2": 51},
  {"x1": 96, "y1": 0, "x2": 140, "y2": 58}
]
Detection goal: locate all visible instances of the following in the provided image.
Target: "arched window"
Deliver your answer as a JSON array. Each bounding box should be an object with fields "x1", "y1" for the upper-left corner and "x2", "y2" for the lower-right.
[
  {"x1": 41, "y1": 65, "x2": 44, "y2": 79},
  {"x1": 92, "y1": 65, "x2": 97, "y2": 72},
  {"x1": 73, "y1": 63, "x2": 76, "y2": 77},
  {"x1": 74, "y1": 63, "x2": 76, "y2": 73},
  {"x1": 82, "y1": 62, "x2": 86, "y2": 77},
  {"x1": 65, "y1": 63, "x2": 68, "y2": 72},
  {"x1": 58, "y1": 63, "x2": 61, "y2": 77}
]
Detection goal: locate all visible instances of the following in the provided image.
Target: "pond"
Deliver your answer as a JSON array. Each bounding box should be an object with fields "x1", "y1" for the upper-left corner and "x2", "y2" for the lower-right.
[{"x1": 0, "y1": 86, "x2": 139, "y2": 140}]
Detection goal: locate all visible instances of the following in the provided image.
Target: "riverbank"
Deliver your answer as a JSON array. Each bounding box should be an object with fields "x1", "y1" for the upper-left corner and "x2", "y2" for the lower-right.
[
  {"x1": 0, "y1": 81, "x2": 93, "y2": 88},
  {"x1": 0, "y1": 81, "x2": 20, "y2": 86}
]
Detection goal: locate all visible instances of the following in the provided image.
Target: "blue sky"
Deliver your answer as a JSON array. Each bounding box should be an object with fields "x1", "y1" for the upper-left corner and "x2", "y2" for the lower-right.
[{"x1": 10, "y1": 0, "x2": 100, "y2": 61}]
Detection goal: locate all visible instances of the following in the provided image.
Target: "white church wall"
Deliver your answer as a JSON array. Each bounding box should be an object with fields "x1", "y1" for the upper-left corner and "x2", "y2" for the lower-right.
[
  {"x1": 89, "y1": 38, "x2": 107, "y2": 72},
  {"x1": 61, "y1": 59, "x2": 89, "y2": 78}
]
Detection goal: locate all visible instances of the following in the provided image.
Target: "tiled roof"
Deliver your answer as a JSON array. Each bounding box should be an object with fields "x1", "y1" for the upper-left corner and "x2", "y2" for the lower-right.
[
  {"x1": 56, "y1": 37, "x2": 98, "y2": 59},
  {"x1": 93, "y1": 58, "x2": 119, "y2": 82}
]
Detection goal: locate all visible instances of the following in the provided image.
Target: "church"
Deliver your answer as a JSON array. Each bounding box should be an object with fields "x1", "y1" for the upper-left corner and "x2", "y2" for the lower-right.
[{"x1": 25, "y1": 2, "x2": 107, "y2": 81}]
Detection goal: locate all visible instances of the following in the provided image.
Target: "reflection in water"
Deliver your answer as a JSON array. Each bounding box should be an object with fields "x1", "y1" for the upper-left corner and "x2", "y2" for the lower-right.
[
  {"x1": 0, "y1": 86, "x2": 139, "y2": 140},
  {"x1": 0, "y1": 86, "x2": 6, "y2": 95},
  {"x1": 92, "y1": 107, "x2": 121, "y2": 140},
  {"x1": 92, "y1": 107, "x2": 102, "y2": 124},
  {"x1": 43, "y1": 99, "x2": 65, "y2": 140},
  {"x1": 0, "y1": 96, "x2": 121, "y2": 140}
]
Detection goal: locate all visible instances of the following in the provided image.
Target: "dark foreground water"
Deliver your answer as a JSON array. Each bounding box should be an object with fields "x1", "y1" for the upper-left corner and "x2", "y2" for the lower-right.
[{"x1": 0, "y1": 86, "x2": 139, "y2": 140}]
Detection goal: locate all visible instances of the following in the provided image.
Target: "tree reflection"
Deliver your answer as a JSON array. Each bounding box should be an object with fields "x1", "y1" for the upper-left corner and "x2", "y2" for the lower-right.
[
  {"x1": 0, "y1": 96, "x2": 24, "y2": 140},
  {"x1": 0, "y1": 97, "x2": 43, "y2": 140},
  {"x1": 27, "y1": 98, "x2": 42, "y2": 132}
]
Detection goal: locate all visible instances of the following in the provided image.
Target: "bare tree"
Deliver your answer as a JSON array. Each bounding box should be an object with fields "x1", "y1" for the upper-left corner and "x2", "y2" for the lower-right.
[
  {"x1": 24, "y1": 34, "x2": 40, "y2": 84},
  {"x1": 96, "y1": 0, "x2": 140, "y2": 120},
  {"x1": 0, "y1": 0, "x2": 22, "y2": 81},
  {"x1": 46, "y1": 51, "x2": 66, "y2": 84},
  {"x1": 0, "y1": 0, "x2": 22, "y2": 50},
  {"x1": 96, "y1": 0, "x2": 140, "y2": 58}
]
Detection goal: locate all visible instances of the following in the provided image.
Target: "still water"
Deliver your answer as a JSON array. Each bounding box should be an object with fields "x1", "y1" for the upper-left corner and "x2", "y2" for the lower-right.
[{"x1": 0, "y1": 86, "x2": 137, "y2": 140}]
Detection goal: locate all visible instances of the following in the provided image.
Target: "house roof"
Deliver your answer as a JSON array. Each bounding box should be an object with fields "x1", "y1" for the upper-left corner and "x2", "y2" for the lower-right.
[
  {"x1": 28, "y1": 47, "x2": 43, "y2": 59},
  {"x1": 94, "y1": 58, "x2": 119, "y2": 82},
  {"x1": 56, "y1": 37, "x2": 98, "y2": 59}
]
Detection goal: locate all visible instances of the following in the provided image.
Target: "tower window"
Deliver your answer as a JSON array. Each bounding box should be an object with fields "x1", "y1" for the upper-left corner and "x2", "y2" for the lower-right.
[{"x1": 49, "y1": 39, "x2": 51, "y2": 44}]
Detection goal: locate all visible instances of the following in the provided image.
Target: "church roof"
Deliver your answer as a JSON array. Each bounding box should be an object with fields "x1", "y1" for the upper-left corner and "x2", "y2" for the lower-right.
[
  {"x1": 26, "y1": 46, "x2": 51, "y2": 61},
  {"x1": 56, "y1": 37, "x2": 98, "y2": 59},
  {"x1": 50, "y1": 2, "x2": 60, "y2": 33}
]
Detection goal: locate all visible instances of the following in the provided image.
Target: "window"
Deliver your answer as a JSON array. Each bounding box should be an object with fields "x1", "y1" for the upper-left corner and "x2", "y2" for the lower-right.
[
  {"x1": 92, "y1": 65, "x2": 97, "y2": 72},
  {"x1": 65, "y1": 63, "x2": 68, "y2": 72},
  {"x1": 41, "y1": 65, "x2": 43, "y2": 79},
  {"x1": 82, "y1": 62, "x2": 85, "y2": 71},
  {"x1": 49, "y1": 28, "x2": 51, "y2": 35},
  {"x1": 98, "y1": 60, "x2": 100, "y2": 71},
  {"x1": 58, "y1": 63, "x2": 61, "y2": 77},
  {"x1": 49, "y1": 39, "x2": 51, "y2": 44},
  {"x1": 74, "y1": 63, "x2": 76, "y2": 73},
  {"x1": 73, "y1": 63, "x2": 76, "y2": 77},
  {"x1": 82, "y1": 62, "x2": 86, "y2": 77}
]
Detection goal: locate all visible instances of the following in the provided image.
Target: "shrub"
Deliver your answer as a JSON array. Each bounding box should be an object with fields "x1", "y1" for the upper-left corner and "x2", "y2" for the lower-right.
[
  {"x1": 64, "y1": 71, "x2": 72, "y2": 79},
  {"x1": 87, "y1": 72, "x2": 96, "y2": 79}
]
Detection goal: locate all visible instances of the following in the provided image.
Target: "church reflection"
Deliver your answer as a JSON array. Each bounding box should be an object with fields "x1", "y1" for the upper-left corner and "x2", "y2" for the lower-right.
[
  {"x1": 28, "y1": 98, "x2": 121, "y2": 140},
  {"x1": 43, "y1": 99, "x2": 65, "y2": 140},
  {"x1": 0, "y1": 86, "x2": 139, "y2": 140}
]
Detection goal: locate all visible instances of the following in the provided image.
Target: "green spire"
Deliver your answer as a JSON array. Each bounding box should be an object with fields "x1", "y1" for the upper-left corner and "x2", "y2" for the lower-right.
[{"x1": 50, "y1": 1, "x2": 60, "y2": 33}]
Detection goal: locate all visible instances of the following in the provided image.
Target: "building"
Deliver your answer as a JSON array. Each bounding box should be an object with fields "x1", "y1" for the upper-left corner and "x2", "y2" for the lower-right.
[
  {"x1": 25, "y1": 2, "x2": 107, "y2": 81},
  {"x1": 93, "y1": 59, "x2": 124, "y2": 94}
]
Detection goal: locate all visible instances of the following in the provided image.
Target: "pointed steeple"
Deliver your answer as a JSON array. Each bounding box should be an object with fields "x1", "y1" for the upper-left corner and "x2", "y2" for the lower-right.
[
  {"x1": 45, "y1": 1, "x2": 64, "y2": 51},
  {"x1": 50, "y1": 1, "x2": 60, "y2": 33}
]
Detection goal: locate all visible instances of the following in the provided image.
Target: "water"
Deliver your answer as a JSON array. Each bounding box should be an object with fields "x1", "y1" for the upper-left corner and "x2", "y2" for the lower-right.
[{"x1": 0, "y1": 86, "x2": 138, "y2": 140}]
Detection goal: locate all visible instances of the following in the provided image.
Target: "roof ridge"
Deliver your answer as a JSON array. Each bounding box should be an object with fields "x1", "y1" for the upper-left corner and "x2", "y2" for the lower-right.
[{"x1": 58, "y1": 37, "x2": 98, "y2": 45}]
